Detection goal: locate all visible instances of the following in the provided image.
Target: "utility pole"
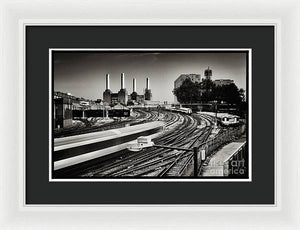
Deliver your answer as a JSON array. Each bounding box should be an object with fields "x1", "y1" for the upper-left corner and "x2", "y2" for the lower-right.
[
  {"x1": 214, "y1": 100, "x2": 218, "y2": 127},
  {"x1": 193, "y1": 147, "x2": 198, "y2": 177}
]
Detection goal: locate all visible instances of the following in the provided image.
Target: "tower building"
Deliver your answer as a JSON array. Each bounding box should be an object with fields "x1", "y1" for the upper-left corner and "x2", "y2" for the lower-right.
[
  {"x1": 103, "y1": 74, "x2": 112, "y2": 104},
  {"x1": 117, "y1": 73, "x2": 128, "y2": 105},
  {"x1": 131, "y1": 78, "x2": 137, "y2": 100},
  {"x1": 204, "y1": 66, "x2": 212, "y2": 80},
  {"x1": 144, "y1": 77, "x2": 152, "y2": 100}
]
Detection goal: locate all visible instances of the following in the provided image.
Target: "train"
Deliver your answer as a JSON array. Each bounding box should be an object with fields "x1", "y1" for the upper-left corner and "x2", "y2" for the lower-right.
[
  {"x1": 53, "y1": 121, "x2": 165, "y2": 171},
  {"x1": 166, "y1": 106, "x2": 192, "y2": 115},
  {"x1": 217, "y1": 113, "x2": 240, "y2": 126},
  {"x1": 198, "y1": 112, "x2": 240, "y2": 126}
]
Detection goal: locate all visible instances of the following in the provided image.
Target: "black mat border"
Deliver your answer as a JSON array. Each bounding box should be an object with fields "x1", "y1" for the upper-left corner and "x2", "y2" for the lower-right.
[{"x1": 25, "y1": 26, "x2": 275, "y2": 205}]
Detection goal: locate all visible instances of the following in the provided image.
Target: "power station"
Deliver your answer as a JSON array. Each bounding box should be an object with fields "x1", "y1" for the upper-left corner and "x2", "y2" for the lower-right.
[{"x1": 103, "y1": 73, "x2": 152, "y2": 105}]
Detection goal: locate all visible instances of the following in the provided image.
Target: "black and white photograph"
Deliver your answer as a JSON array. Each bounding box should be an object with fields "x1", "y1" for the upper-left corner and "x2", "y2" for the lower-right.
[
  {"x1": 51, "y1": 49, "x2": 250, "y2": 180},
  {"x1": 5, "y1": 0, "x2": 296, "y2": 226}
]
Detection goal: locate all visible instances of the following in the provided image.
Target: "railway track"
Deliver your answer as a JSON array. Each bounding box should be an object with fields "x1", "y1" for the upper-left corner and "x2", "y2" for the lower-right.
[
  {"x1": 117, "y1": 114, "x2": 214, "y2": 177},
  {"x1": 162, "y1": 126, "x2": 213, "y2": 177},
  {"x1": 78, "y1": 111, "x2": 183, "y2": 177},
  {"x1": 77, "y1": 111, "x2": 215, "y2": 178}
]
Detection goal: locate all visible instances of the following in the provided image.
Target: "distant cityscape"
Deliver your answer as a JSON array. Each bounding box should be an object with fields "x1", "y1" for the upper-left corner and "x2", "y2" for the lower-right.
[{"x1": 54, "y1": 66, "x2": 241, "y2": 129}]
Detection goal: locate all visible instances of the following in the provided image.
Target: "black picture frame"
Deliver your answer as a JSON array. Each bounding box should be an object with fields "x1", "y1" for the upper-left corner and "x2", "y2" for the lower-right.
[{"x1": 25, "y1": 25, "x2": 275, "y2": 205}]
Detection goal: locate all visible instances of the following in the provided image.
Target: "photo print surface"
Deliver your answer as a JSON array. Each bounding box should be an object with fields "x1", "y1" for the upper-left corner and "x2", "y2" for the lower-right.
[{"x1": 51, "y1": 49, "x2": 251, "y2": 181}]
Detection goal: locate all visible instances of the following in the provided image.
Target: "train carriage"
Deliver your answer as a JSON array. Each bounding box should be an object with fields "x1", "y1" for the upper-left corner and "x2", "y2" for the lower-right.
[
  {"x1": 197, "y1": 111, "x2": 240, "y2": 126},
  {"x1": 217, "y1": 113, "x2": 240, "y2": 126},
  {"x1": 166, "y1": 106, "x2": 192, "y2": 115}
]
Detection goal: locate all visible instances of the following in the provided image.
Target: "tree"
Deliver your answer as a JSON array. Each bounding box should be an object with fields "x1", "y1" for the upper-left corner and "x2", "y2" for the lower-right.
[
  {"x1": 173, "y1": 78, "x2": 201, "y2": 103},
  {"x1": 174, "y1": 78, "x2": 246, "y2": 107},
  {"x1": 199, "y1": 78, "x2": 214, "y2": 103},
  {"x1": 201, "y1": 78, "x2": 215, "y2": 91},
  {"x1": 212, "y1": 83, "x2": 242, "y2": 104},
  {"x1": 238, "y1": 88, "x2": 246, "y2": 102}
]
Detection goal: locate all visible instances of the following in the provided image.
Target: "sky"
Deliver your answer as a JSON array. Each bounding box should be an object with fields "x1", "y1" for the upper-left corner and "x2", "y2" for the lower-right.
[{"x1": 53, "y1": 51, "x2": 247, "y2": 102}]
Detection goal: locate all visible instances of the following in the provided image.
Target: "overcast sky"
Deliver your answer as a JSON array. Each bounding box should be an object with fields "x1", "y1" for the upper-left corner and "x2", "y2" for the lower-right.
[{"x1": 53, "y1": 51, "x2": 247, "y2": 102}]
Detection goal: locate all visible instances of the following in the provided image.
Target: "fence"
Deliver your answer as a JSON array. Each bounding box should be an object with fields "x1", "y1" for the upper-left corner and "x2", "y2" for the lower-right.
[
  {"x1": 179, "y1": 125, "x2": 245, "y2": 176},
  {"x1": 223, "y1": 142, "x2": 247, "y2": 177}
]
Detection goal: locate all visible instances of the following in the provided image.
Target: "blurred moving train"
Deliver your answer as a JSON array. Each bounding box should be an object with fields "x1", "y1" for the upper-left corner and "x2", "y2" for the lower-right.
[
  {"x1": 198, "y1": 112, "x2": 240, "y2": 126},
  {"x1": 54, "y1": 121, "x2": 165, "y2": 171}
]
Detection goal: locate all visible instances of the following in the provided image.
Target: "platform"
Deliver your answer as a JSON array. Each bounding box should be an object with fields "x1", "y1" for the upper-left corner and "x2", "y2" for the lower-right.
[{"x1": 201, "y1": 140, "x2": 246, "y2": 177}]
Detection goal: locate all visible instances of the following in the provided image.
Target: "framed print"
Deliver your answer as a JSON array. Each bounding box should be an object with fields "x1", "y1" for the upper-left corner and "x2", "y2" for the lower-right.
[
  {"x1": 25, "y1": 25, "x2": 272, "y2": 205},
  {"x1": 2, "y1": 0, "x2": 300, "y2": 230}
]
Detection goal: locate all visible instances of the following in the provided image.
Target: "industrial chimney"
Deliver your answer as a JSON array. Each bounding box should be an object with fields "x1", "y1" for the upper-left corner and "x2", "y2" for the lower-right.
[
  {"x1": 146, "y1": 77, "x2": 150, "y2": 90},
  {"x1": 133, "y1": 78, "x2": 136, "y2": 92},
  {"x1": 121, "y1": 73, "x2": 125, "y2": 89},
  {"x1": 118, "y1": 73, "x2": 128, "y2": 105},
  {"x1": 144, "y1": 77, "x2": 152, "y2": 101},
  {"x1": 105, "y1": 74, "x2": 110, "y2": 90},
  {"x1": 103, "y1": 73, "x2": 112, "y2": 104}
]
